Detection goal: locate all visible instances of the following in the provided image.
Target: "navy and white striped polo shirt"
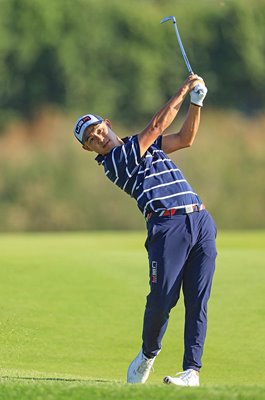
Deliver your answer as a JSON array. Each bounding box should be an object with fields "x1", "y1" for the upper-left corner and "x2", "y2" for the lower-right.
[{"x1": 95, "y1": 135, "x2": 202, "y2": 218}]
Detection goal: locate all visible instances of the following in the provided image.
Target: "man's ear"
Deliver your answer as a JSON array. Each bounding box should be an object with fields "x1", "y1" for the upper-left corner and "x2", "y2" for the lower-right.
[
  {"x1": 105, "y1": 119, "x2": 112, "y2": 129},
  {"x1": 82, "y1": 144, "x2": 92, "y2": 152}
]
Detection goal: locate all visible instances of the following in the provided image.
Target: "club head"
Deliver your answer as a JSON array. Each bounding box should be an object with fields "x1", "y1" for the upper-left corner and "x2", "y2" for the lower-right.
[{"x1": 160, "y1": 15, "x2": 176, "y2": 24}]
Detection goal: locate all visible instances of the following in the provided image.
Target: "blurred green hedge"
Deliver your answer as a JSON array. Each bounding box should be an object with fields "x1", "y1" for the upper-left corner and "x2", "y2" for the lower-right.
[
  {"x1": 0, "y1": 0, "x2": 265, "y2": 128},
  {"x1": 0, "y1": 109, "x2": 264, "y2": 231}
]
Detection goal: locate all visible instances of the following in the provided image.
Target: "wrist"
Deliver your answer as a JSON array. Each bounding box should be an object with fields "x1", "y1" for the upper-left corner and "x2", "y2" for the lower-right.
[
  {"x1": 182, "y1": 84, "x2": 190, "y2": 95},
  {"x1": 177, "y1": 85, "x2": 189, "y2": 98},
  {"x1": 190, "y1": 102, "x2": 202, "y2": 108}
]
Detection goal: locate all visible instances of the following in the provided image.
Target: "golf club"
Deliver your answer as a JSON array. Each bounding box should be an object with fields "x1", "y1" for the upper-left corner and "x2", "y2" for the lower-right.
[{"x1": 160, "y1": 15, "x2": 193, "y2": 75}]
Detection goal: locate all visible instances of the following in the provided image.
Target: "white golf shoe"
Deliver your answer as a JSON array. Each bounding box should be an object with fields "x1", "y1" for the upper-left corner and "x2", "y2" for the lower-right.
[
  {"x1": 127, "y1": 349, "x2": 156, "y2": 383},
  {"x1": 163, "y1": 369, "x2": 200, "y2": 387}
]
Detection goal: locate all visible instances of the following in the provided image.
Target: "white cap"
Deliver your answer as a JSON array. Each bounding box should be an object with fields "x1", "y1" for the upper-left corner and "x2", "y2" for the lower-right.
[{"x1": 73, "y1": 114, "x2": 104, "y2": 144}]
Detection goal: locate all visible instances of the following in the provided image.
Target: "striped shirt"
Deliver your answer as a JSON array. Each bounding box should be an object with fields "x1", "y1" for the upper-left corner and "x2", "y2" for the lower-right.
[{"x1": 95, "y1": 135, "x2": 202, "y2": 218}]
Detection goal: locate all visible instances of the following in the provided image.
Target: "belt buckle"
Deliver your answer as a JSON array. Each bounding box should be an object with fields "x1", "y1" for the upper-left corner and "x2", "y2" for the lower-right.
[{"x1": 185, "y1": 205, "x2": 194, "y2": 214}]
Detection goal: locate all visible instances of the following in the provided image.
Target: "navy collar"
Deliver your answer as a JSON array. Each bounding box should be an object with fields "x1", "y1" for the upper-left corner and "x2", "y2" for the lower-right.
[{"x1": 95, "y1": 154, "x2": 104, "y2": 165}]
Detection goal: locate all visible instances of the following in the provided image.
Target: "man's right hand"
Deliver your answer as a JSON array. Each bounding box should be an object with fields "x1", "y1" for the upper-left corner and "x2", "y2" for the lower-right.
[{"x1": 181, "y1": 74, "x2": 205, "y2": 94}]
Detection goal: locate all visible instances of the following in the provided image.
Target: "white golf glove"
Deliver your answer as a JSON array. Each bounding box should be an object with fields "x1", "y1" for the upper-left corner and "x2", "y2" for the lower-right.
[{"x1": 190, "y1": 83, "x2": 208, "y2": 107}]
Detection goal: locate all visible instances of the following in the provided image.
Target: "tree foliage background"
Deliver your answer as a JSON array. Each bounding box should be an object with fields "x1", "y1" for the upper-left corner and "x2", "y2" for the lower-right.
[
  {"x1": 0, "y1": 0, "x2": 264, "y2": 231},
  {"x1": 0, "y1": 0, "x2": 265, "y2": 127}
]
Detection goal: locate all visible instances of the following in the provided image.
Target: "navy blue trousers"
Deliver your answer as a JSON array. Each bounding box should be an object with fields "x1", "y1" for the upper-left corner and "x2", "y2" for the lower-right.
[{"x1": 142, "y1": 209, "x2": 217, "y2": 371}]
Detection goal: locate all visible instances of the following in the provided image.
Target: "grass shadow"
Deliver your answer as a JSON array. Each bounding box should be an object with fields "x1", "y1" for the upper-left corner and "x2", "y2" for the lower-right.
[{"x1": 0, "y1": 376, "x2": 112, "y2": 384}]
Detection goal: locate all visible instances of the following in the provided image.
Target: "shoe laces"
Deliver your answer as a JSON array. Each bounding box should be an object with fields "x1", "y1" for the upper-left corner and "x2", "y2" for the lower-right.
[
  {"x1": 137, "y1": 356, "x2": 154, "y2": 374},
  {"x1": 175, "y1": 369, "x2": 196, "y2": 383}
]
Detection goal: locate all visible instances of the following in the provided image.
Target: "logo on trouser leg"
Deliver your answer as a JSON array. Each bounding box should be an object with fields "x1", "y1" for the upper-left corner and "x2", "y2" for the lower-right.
[{"x1": 151, "y1": 261, "x2": 158, "y2": 283}]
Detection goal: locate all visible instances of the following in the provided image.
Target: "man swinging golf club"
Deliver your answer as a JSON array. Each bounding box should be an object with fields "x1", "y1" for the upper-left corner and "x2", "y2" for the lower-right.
[{"x1": 73, "y1": 72, "x2": 217, "y2": 386}]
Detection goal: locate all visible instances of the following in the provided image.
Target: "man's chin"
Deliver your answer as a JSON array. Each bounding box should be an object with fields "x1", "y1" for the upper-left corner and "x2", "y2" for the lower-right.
[{"x1": 99, "y1": 142, "x2": 121, "y2": 155}]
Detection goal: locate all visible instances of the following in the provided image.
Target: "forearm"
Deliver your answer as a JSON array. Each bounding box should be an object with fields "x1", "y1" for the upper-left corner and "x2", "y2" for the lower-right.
[
  {"x1": 148, "y1": 86, "x2": 188, "y2": 136},
  {"x1": 161, "y1": 104, "x2": 201, "y2": 154},
  {"x1": 178, "y1": 103, "x2": 201, "y2": 147}
]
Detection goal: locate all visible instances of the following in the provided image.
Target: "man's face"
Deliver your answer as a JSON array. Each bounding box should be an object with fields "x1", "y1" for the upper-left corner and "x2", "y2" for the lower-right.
[{"x1": 82, "y1": 120, "x2": 122, "y2": 155}]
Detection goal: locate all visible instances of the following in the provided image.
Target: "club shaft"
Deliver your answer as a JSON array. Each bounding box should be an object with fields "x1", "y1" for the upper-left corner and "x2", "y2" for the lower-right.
[{"x1": 172, "y1": 21, "x2": 193, "y2": 75}]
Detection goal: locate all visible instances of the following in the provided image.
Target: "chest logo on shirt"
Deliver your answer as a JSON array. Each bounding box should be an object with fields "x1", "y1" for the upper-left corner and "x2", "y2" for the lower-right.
[{"x1": 151, "y1": 261, "x2": 158, "y2": 284}]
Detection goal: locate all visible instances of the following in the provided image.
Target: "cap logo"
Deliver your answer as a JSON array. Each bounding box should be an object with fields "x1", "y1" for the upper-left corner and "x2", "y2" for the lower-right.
[
  {"x1": 75, "y1": 116, "x2": 92, "y2": 134},
  {"x1": 82, "y1": 116, "x2": 91, "y2": 122}
]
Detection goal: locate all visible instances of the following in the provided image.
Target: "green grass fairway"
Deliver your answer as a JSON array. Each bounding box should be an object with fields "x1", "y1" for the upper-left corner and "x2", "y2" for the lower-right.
[{"x1": 0, "y1": 231, "x2": 264, "y2": 399}]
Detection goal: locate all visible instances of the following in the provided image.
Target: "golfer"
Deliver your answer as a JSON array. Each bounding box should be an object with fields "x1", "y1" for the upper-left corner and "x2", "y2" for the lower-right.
[{"x1": 74, "y1": 74, "x2": 217, "y2": 387}]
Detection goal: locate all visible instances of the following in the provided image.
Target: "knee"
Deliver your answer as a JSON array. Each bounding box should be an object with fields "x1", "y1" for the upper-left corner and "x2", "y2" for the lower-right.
[
  {"x1": 184, "y1": 296, "x2": 208, "y2": 317},
  {"x1": 145, "y1": 292, "x2": 179, "y2": 317}
]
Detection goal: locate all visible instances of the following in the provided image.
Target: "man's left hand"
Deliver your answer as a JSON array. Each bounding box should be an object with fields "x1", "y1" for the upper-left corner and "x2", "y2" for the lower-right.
[{"x1": 190, "y1": 84, "x2": 208, "y2": 107}]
